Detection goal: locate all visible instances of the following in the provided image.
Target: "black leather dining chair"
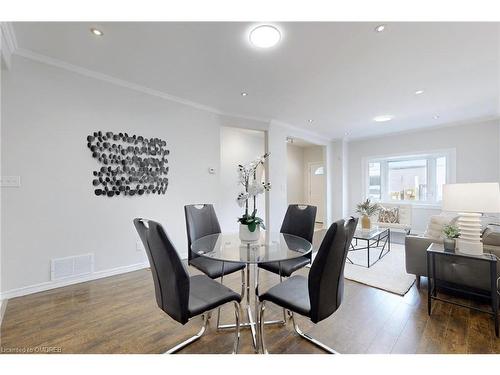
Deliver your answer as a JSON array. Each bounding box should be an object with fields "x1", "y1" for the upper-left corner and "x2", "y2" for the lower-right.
[
  {"x1": 134, "y1": 218, "x2": 242, "y2": 354},
  {"x1": 257, "y1": 204, "x2": 317, "y2": 322},
  {"x1": 258, "y1": 217, "x2": 358, "y2": 354},
  {"x1": 184, "y1": 204, "x2": 246, "y2": 328},
  {"x1": 258, "y1": 204, "x2": 317, "y2": 277}
]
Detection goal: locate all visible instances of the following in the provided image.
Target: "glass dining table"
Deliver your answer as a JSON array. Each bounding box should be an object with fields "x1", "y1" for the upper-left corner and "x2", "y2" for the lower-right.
[{"x1": 191, "y1": 231, "x2": 312, "y2": 352}]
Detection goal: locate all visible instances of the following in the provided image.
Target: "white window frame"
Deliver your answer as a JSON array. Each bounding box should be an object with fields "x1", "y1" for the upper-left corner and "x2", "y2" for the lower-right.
[{"x1": 362, "y1": 148, "x2": 456, "y2": 208}]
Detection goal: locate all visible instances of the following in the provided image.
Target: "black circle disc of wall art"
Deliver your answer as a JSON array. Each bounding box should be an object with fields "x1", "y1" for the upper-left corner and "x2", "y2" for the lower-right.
[{"x1": 87, "y1": 131, "x2": 169, "y2": 197}]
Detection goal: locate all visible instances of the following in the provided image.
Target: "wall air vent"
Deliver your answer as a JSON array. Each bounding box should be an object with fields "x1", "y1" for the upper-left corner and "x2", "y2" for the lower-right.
[{"x1": 51, "y1": 254, "x2": 94, "y2": 281}]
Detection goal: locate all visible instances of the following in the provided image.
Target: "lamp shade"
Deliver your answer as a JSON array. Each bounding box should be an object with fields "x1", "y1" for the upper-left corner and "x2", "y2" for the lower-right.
[{"x1": 442, "y1": 183, "x2": 500, "y2": 213}]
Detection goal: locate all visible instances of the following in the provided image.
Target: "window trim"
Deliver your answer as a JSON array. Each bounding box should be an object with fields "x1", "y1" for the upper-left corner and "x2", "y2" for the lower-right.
[{"x1": 362, "y1": 148, "x2": 456, "y2": 208}]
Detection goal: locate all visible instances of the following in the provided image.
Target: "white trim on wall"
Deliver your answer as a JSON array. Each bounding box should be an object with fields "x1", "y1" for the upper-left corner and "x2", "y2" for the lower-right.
[
  {"x1": 12, "y1": 48, "x2": 331, "y2": 143},
  {"x1": 0, "y1": 262, "x2": 150, "y2": 300}
]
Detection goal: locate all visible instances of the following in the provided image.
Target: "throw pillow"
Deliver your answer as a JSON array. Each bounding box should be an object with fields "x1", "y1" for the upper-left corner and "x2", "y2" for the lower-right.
[
  {"x1": 378, "y1": 207, "x2": 400, "y2": 223},
  {"x1": 424, "y1": 215, "x2": 457, "y2": 241}
]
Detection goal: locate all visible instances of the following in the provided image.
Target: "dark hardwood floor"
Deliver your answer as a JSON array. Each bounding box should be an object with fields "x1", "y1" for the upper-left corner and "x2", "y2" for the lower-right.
[{"x1": 1, "y1": 260, "x2": 499, "y2": 354}]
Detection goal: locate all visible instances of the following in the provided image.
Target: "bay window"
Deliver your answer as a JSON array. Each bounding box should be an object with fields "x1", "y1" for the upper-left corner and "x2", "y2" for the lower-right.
[{"x1": 365, "y1": 151, "x2": 454, "y2": 205}]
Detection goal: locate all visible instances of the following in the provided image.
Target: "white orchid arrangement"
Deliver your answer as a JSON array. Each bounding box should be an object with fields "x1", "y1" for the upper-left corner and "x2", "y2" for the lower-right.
[{"x1": 237, "y1": 153, "x2": 271, "y2": 232}]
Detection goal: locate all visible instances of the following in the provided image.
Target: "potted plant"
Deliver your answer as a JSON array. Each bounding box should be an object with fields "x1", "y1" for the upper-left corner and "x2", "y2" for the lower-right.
[
  {"x1": 442, "y1": 224, "x2": 460, "y2": 252},
  {"x1": 355, "y1": 199, "x2": 380, "y2": 229},
  {"x1": 236, "y1": 153, "x2": 271, "y2": 242}
]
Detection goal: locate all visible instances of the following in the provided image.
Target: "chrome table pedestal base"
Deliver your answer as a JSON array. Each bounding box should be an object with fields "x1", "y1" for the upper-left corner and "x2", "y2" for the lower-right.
[{"x1": 215, "y1": 263, "x2": 283, "y2": 352}]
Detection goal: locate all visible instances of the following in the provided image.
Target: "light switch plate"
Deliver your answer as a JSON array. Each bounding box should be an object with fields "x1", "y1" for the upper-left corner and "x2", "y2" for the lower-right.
[{"x1": 1, "y1": 176, "x2": 21, "y2": 187}]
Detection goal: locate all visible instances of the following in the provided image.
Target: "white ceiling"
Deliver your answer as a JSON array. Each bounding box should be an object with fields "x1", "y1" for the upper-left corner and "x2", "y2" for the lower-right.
[{"x1": 11, "y1": 22, "x2": 500, "y2": 139}]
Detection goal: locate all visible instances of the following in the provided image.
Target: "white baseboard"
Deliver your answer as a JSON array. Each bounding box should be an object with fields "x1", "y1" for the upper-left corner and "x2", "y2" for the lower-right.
[
  {"x1": 0, "y1": 299, "x2": 8, "y2": 328},
  {"x1": 0, "y1": 262, "x2": 150, "y2": 301}
]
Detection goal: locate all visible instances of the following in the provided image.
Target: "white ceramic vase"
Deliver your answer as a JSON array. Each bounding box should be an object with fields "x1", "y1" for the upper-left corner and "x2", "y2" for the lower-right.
[{"x1": 239, "y1": 223, "x2": 260, "y2": 242}]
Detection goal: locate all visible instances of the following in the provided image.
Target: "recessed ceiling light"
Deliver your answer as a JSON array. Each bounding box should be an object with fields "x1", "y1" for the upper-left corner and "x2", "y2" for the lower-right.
[
  {"x1": 90, "y1": 28, "x2": 104, "y2": 36},
  {"x1": 241, "y1": 92, "x2": 248, "y2": 97},
  {"x1": 308, "y1": 119, "x2": 314, "y2": 124},
  {"x1": 415, "y1": 90, "x2": 424, "y2": 95},
  {"x1": 375, "y1": 24, "x2": 386, "y2": 33},
  {"x1": 249, "y1": 25, "x2": 281, "y2": 48},
  {"x1": 373, "y1": 115, "x2": 394, "y2": 122},
  {"x1": 433, "y1": 115, "x2": 440, "y2": 120}
]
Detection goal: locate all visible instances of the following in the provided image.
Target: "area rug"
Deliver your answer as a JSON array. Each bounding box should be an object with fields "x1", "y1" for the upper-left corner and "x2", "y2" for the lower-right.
[
  {"x1": 310, "y1": 229, "x2": 415, "y2": 296},
  {"x1": 343, "y1": 244, "x2": 416, "y2": 296}
]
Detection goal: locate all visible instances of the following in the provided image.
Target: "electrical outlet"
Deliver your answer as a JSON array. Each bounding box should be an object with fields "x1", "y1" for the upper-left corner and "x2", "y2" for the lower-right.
[
  {"x1": 136, "y1": 240, "x2": 144, "y2": 252},
  {"x1": 1, "y1": 176, "x2": 21, "y2": 187}
]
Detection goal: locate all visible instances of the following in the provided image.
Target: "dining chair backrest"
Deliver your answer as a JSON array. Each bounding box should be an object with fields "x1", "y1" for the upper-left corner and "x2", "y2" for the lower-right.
[
  {"x1": 134, "y1": 218, "x2": 191, "y2": 324},
  {"x1": 308, "y1": 217, "x2": 358, "y2": 323},
  {"x1": 184, "y1": 204, "x2": 222, "y2": 262},
  {"x1": 280, "y1": 204, "x2": 317, "y2": 259}
]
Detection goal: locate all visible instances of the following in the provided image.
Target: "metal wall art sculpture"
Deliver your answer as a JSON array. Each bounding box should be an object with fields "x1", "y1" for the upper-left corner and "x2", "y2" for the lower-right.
[{"x1": 87, "y1": 131, "x2": 169, "y2": 197}]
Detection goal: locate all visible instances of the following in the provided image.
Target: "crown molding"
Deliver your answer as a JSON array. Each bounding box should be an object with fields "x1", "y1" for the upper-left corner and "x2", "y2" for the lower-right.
[
  {"x1": 13, "y1": 47, "x2": 336, "y2": 141},
  {"x1": 1, "y1": 22, "x2": 18, "y2": 69},
  {"x1": 1, "y1": 22, "x2": 18, "y2": 53}
]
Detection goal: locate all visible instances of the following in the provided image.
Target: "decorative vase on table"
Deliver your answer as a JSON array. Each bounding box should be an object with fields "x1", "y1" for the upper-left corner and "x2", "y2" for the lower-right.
[
  {"x1": 239, "y1": 223, "x2": 261, "y2": 242},
  {"x1": 361, "y1": 215, "x2": 371, "y2": 230},
  {"x1": 356, "y1": 199, "x2": 380, "y2": 230},
  {"x1": 443, "y1": 238, "x2": 456, "y2": 252},
  {"x1": 442, "y1": 224, "x2": 460, "y2": 253},
  {"x1": 236, "y1": 153, "x2": 271, "y2": 243}
]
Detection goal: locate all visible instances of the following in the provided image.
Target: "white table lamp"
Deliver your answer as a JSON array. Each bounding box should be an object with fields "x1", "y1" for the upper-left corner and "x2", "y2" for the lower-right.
[{"x1": 442, "y1": 183, "x2": 500, "y2": 255}]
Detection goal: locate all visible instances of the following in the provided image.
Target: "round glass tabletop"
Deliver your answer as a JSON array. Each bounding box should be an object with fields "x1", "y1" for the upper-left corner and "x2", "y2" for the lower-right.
[{"x1": 191, "y1": 232, "x2": 312, "y2": 264}]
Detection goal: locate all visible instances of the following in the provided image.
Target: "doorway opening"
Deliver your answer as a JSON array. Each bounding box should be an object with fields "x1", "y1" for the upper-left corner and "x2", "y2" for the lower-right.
[{"x1": 286, "y1": 137, "x2": 327, "y2": 230}]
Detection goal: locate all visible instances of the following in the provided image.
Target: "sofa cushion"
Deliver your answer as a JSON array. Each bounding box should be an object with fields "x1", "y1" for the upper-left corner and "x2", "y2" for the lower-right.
[{"x1": 482, "y1": 225, "x2": 500, "y2": 246}]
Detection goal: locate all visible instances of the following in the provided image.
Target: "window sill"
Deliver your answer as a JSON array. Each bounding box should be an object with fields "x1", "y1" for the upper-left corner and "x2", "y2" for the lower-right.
[{"x1": 377, "y1": 201, "x2": 442, "y2": 210}]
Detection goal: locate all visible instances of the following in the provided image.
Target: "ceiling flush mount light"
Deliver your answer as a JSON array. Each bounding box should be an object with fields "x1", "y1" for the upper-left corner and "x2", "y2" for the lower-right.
[
  {"x1": 241, "y1": 92, "x2": 248, "y2": 97},
  {"x1": 90, "y1": 28, "x2": 103, "y2": 36},
  {"x1": 249, "y1": 25, "x2": 281, "y2": 48},
  {"x1": 373, "y1": 115, "x2": 394, "y2": 123},
  {"x1": 375, "y1": 24, "x2": 386, "y2": 33},
  {"x1": 415, "y1": 90, "x2": 424, "y2": 95}
]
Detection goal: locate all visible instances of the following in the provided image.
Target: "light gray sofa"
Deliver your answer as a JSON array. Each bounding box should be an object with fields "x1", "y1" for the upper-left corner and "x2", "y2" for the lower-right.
[{"x1": 405, "y1": 224, "x2": 500, "y2": 291}]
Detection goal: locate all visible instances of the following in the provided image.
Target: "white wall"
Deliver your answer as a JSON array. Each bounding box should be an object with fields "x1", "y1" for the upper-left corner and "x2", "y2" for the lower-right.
[
  {"x1": 219, "y1": 127, "x2": 265, "y2": 232},
  {"x1": 286, "y1": 144, "x2": 305, "y2": 205},
  {"x1": 347, "y1": 119, "x2": 500, "y2": 233},
  {"x1": 0, "y1": 56, "x2": 273, "y2": 296}
]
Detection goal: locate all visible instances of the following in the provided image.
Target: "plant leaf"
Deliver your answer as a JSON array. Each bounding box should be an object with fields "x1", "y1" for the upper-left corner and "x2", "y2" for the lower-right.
[{"x1": 248, "y1": 221, "x2": 257, "y2": 232}]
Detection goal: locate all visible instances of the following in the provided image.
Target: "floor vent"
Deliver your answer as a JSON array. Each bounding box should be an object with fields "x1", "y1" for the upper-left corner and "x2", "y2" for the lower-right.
[{"x1": 51, "y1": 254, "x2": 94, "y2": 281}]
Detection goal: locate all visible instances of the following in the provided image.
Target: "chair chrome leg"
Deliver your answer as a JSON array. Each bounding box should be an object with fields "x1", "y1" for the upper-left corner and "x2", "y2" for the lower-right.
[
  {"x1": 291, "y1": 313, "x2": 339, "y2": 354},
  {"x1": 232, "y1": 302, "x2": 241, "y2": 354},
  {"x1": 258, "y1": 302, "x2": 268, "y2": 354},
  {"x1": 165, "y1": 314, "x2": 209, "y2": 354},
  {"x1": 216, "y1": 273, "x2": 224, "y2": 329},
  {"x1": 241, "y1": 268, "x2": 246, "y2": 299},
  {"x1": 279, "y1": 274, "x2": 287, "y2": 323}
]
